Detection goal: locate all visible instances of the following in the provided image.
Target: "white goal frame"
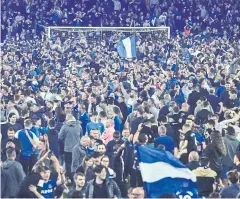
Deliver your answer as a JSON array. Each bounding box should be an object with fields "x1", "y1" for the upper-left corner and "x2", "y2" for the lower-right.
[{"x1": 47, "y1": 26, "x2": 171, "y2": 40}]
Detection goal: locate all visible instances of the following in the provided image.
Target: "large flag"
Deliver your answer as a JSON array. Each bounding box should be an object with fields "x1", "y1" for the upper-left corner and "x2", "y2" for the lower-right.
[
  {"x1": 150, "y1": 11, "x2": 157, "y2": 26},
  {"x1": 117, "y1": 35, "x2": 136, "y2": 58},
  {"x1": 137, "y1": 145, "x2": 198, "y2": 198}
]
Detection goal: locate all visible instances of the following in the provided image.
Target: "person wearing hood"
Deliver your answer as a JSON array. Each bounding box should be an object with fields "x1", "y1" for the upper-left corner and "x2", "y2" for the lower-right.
[
  {"x1": 221, "y1": 126, "x2": 239, "y2": 186},
  {"x1": 193, "y1": 157, "x2": 217, "y2": 197},
  {"x1": 1, "y1": 166, "x2": 11, "y2": 198},
  {"x1": 2, "y1": 148, "x2": 26, "y2": 197},
  {"x1": 58, "y1": 114, "x2": 82, "y2": 182}
]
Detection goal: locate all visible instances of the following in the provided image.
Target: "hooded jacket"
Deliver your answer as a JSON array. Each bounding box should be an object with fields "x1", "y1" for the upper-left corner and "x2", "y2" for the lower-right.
[
  {"x1": 1, "y1": 168, "x2": 11, "y2": 198},
  {"x1": 71, "y1": 144, "x2": 87, "y2": 173},
  {"x1": 204, "y1": 145, "x2": 221, "y2": 172},
  {"x1": 193, "y1": 167, "x2": 217, "y2": 178},
  {"x1": 193, "y1": 167, "x2": 217, "y2": 197},
  {"x1": 222, "y1": 134, "x2": 239, "y2": 168},
  {"x1": 58, "y1": 120, "x2": 82, "y2": 152},
  {"x1": 2, "y1": 159, "x2": 26, "y2": 197}
]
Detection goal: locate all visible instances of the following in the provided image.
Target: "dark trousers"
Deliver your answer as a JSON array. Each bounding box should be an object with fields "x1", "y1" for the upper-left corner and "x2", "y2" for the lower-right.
[
  {"x1": 29, "y1": 154, "x2": 38, "y2": 172},
  {"x1": 130, "y1": 169, "x2": 143, "y2": 188},
  {"x1": 118, "y1": 182, "x2": 128, "y2": 198},
  {"x1": 20, "y1": 157, "x2": 31, "y2": 175},
  {"x1": 64, "y1": 152, "x2": 72, "y2": 179}
]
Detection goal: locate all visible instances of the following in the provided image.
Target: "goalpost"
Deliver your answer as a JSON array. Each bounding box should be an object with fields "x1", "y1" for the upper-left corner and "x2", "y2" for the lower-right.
[{"x1": 47, "y1": 26, "x2": 170, "y2": 43}]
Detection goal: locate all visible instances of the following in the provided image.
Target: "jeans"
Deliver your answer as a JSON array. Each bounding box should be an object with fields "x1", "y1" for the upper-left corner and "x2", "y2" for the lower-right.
[{"x1": 64, "y1": 152, "x2": 72, "y2": 180}]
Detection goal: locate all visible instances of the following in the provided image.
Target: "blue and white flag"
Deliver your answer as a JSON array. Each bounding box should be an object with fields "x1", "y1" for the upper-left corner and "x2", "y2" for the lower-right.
[
  {"x1": 137, "y1": 145, "x2": 198, "y2": 198},
  {"x1": 150, "y1": 10, "x2": 157, "y2": 26},
  {"x1": 117, "y1": 35, "x2": 136, "y2": 58}
]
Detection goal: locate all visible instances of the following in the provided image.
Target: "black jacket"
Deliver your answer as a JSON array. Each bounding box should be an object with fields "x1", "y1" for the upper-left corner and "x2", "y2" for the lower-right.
[
  {"x1": 165, "y1": 124, "x2": 178, "y2": 147},
  {"x1": 208, "y1": 94, "x2": 220, "y2": 113},
  {"x1": 113, "y1": 147, "x2": 125, "y2": 184},
  {"x1": 187, "y1": 90, "x2": 201, "y2": 113},
  {"x1": 48, "y1": 128, "x2": 60, "y2": 158},
  {"x1": 1, "y1": 138, "x2": 22, "y2": 161},
  {"x1": 193, "y1": 167, "x2": 217, "y2": 197},
  {"x1": 187, "y1": 161, "x2": 200, "y2": 171},
  {"x1": 1, "y1": 122, "x2": 22, "y2": 141},
  {"x1": 106, "y1": 139, "x2": 124, "y2": 169},
  {"x1": 220, "y1": 90, "x2": 229, "y2": 103},
  {"x1": 196, "y1": 109, "x2": 212, "y2": 124},
  {"x1": 204, "y1": 144, "x2": 224, "y2": 173},
  {"x1": 17, "y1": 173, "x2": 43, "y2": 198},
  {"x1": 55, "y1": 121, "x2": 64, "y2": 155},
  {"x1": 116, "y1": 101, "x2": 129, "y2": 124},
  {"x1": 130, "y1": 117, "x2": 144, "y2": 134}
]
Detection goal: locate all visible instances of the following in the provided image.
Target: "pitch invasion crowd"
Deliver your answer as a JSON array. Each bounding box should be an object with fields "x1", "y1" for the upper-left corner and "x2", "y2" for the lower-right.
[{"x1": 1, "y1": 0, "x2": 240, "y2": 198}]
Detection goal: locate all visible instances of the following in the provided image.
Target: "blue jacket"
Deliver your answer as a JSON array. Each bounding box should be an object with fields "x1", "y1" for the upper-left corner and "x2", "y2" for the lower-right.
[
  {"x1": 216, "y1": 86, "x2": 226, "y2": 98},
  {"x1": 113, "y1": 116, "x2": 123, "y2": 132},
  {"x1": 175, "y1": 89, "x2": 185, "y2": 105},
  {"x1": 86, "y1": 122, "x2": 105, "y2": 135},
  {"x1": 79, "y1": 112, "x2": 90, "y2": 135},
  {"x1": 15, "y1": 129, "x2": 38, "y2": 159}
]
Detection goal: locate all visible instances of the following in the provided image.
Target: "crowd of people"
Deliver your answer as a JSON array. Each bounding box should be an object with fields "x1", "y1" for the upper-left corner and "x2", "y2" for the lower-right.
[
  {"x1": 1, "y1": 0, "x2": 240, "y2": 198},
  {"x1": 1, "y1": 0, "x2": 240, "y2": 41}
]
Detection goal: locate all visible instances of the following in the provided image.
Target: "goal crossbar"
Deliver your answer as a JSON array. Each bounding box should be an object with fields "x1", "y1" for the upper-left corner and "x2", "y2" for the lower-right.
[{"x1": 47, "y1": 26, "x2": 170, "y2": 39}]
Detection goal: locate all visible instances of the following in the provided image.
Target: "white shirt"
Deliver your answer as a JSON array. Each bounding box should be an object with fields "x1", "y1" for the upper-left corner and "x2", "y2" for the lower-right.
[{"x1": 113, "y1": 0, "x2": 121, "y2": 11}]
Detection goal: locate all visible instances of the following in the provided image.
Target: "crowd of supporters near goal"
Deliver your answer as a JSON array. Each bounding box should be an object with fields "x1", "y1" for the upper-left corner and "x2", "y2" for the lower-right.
[{"x1": 1, "y1": 0, "x2": 240, "y2": 198}]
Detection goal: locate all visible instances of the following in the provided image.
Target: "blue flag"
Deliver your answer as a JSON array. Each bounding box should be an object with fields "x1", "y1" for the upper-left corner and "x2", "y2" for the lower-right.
[
  {"x1": 137, "y1": 145, "x2": 198, "y2": 198},
  {"x1": 117, "y1": 35, "x2": 136, "y2": 58},
  {"x1": 151, "y1": 11, "x2": 157, "y2": 26}
]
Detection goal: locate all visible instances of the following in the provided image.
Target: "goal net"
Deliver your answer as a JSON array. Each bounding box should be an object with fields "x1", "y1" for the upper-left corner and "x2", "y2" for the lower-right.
[
  {"x1": 47, "y1": 26, "x2": 170, "y2": 44},
  {"x1": 46, "y1": 27, "x2": 170, "y2": 59}
]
